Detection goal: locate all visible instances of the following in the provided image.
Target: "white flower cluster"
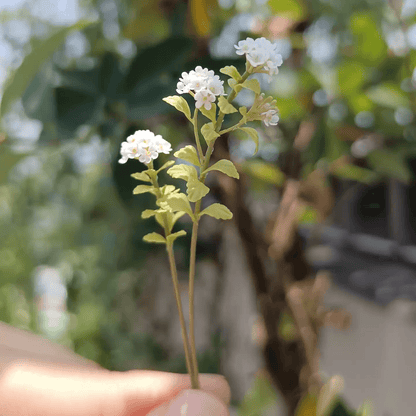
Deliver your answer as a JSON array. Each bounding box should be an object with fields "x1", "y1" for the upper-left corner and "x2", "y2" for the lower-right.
[
  {"x1": 235, "y1": 37, "x2": 283, "y2": 79},
  {"x1": 176, "y1": 66, "x2": 225, "y2": 111},
  {"x1": 118, "y1": 130, "x2": 172, "y2": 165}
]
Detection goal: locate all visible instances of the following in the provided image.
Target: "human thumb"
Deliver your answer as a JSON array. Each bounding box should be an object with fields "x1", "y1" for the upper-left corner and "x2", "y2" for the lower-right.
[{"x1": 147, "y1": 389, "x2": 229, "y2": 416}]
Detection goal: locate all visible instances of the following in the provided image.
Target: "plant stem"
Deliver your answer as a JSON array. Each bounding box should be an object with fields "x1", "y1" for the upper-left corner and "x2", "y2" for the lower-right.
[
  {"x1": 193, "y1": 109, "x2": 204, "y2": 164},
  {"x1": 147, "y1": 161, "x2": 197, "y2": 388},
  {"x1": 166, "y1": 242, "x2": 198, "y2": 388},
  {"x1": 186, "y1": 69, "x2": 252, "y2": 388}
]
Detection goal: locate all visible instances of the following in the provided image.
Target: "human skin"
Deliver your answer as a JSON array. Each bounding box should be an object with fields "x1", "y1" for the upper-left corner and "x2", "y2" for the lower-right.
[{"x1": 0, "y1": 322, "x2": 230, "y2": 416}]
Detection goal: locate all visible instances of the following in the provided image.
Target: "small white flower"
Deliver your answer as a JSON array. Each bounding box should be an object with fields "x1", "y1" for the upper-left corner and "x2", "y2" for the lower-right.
[
  {"x1": 247, "y1": 49, "x2": 269, "y2": 67},
  {"x1": 261, "y1": 109, "x2": 279, "y2": 126},
  {"x1": 138, "y1": 146, "x2": 158, "y2": 164},
  {"x1": 195, "y1": 90, "x2": 216, "y2": 110},
  {"x1": 118, "y1": 130, "x2": 171, "y2": 165},
  {"x1": 207, "y1": 75, "x2": 225, "y2": 96},
  {"x1": 154, "y1": 135, "x2": 172, "y2": 154},
  {"x1": 234, "y1": 37, "x2": 256, "y2": 55}
]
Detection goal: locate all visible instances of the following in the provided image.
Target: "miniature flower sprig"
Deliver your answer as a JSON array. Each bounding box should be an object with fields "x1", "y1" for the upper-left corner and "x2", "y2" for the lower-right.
[{"x1": 118, "y1": 37, "x2": 283, "y2": 390}]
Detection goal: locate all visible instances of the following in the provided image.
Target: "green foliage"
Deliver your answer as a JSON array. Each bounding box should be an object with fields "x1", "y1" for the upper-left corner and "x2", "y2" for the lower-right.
[
  {"x1": 143, "y1": 232, "x2": 167, "y2": 244},
  {"x1": 201, "y1": 122, "x2": 220, "y2": 144},
  {"x1": 163, "y1": 96, "x2": 192, "y2": 122},
  {"x1": 242, "y1": 160, "x2": 286, "y2": 186},
  {"x1": 199, "y1": 103, "x2": 217, "y2": 123},
  {"x1": 241, "y1": 79, "x2": 261, "y2": 95},
  {"x1": 367, "y1": 149, "x2": 413, "y2": 183},
  {"x1": 203, "y1": 159, "x2": 240, "y2": 179},
  {"x1": 174, "y1": 145, "x2": 201, "y2": 166},
  {"x1": 131, "y1": 172, "x2": 152, "y2": 182},
  {"x1": 0, "y1": 19, "x2": 94, "y2": 117},
  {"x1": 218, "y1": 96, "x2": 238, "y2": 114},
  {"x1": 365, "y1": 83, "x2": 410, "y2": 109},
  {"x1": 332, "y1": 164, "x2": 379, "y2": 184},
  {"x1": 268, "y1": 0, "x2": 307, "y2": 21},
  {"x1": 166, "y1": 230, "x2": 187, "y2": 244},
  {"x1": 220, "y1": 65, "x2": 242, "y2": 81},
  {"x1": 162, "y1": 193, "x2": 194, "y2": 219},
  {"x1": 199, "y1": 203, "x2": 233, "y2": 220},
  {"x1": 133, "y1": 185, "x2": 156, "y2": 195},
  {"x1": 238, "y1": 372, "x2": 280, "y2": 416}
]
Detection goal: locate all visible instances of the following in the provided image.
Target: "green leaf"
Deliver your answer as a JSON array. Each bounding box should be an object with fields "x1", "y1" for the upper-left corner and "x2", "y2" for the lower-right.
[
  {"x1": 349, "y1": 12, "x2": 387, "y2": 65},
  {"x1": 160, "y1": 185, "x2": 178, "y2": 196},
  {"x1": 165, "y1": 193, "x2": 194, "y2": 219},
  {"x1": 316, "y1": 375, "x2": 344, "y2": 416},
  {"x1": 218, "y1": 96, "x2": 237, "y2": 114},
  {"x1": 1, "y1": 20, "x2": 94, "y2": 117},
  {"x1": 199, "y1": 103, "x2": 217, "y2": 123},
  {"x1": 143, "y1": 232, "x2": 166, "y2": 244},
  {"x1": 241, "y1": 78, "x2": 261, "y2": 95},
  {"x1": 203, "y1": 159, "x2": 239, "y2": 179},
  {"x1": 199, "y1": 203, "x2": 233, "y2": 220},
  {"x1": 122, "y1": 37, "x2": 193, "y2": 92},
  {"x1": 186, "y1": 179, "x2": 210, "y2": 202},
  {"x1": 366, "y1": 83, "x2": 410, "y2": 109},
  {"x1": 238, "y1": 127, "x2": 259, "y2": 154},
  {"x1": 238, "y1": 372, "x2": 279, "y2": 416},
  {"x1": 166, "y1": 230, "x2": 187, "y2": 244},
  {"x1": 131, "y1": 172, "x2": 152, "y2": 182},
  {"x1": 133, "y1": 185, "x2": 155, "y2": 195},
  {"x1": 167, "y1": 164, "x2": 196, "y2": 181},
  {"x1": 157, "y1": 160, "x2": 175, "y2": 173},
  {"x1": 357, "y1": 400, "x2": 373, "y2": 416},
  {"x1": 228, "y1": 79, "x2": 243, "y2": 93},
  {"x1": 171, "y1": 211, "x2": 185, "y2": 228},
  {"x1": 367, "y1": 149, "x2": 413, "y2": 183},
  {"x1": 338, "y1": 61, "x2": 368, "y2": 96},
  {"x1": 163, "y1": 95, "x2": 192, "y2": 121},
  {"x1": 174, "y1": 145, "x2": 201, "y2": 166},
  {"x1": 201, "y1": 122, "x2": 220, "y2": 144},
  {"x1": 142, "y1": 209, "x2": 157, "y2": 219},
  {"x1": 242, "y1": 160, "x2": 286, "y2": 185},
  {"x1": 332, "y1": 163, "x2": 379, "y2": 184},
  {"x1": 220, "y1": 65, "x2": 242, "y2": 81},
  {"x1": 268, "y1": 0, "x2": 307, "y2": 21}
]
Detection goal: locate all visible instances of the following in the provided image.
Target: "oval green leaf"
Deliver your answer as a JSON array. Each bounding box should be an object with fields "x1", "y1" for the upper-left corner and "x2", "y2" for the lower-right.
[
  {"x1": 220, "y1": 65, "x2": 242, "y2": 81},
  {"x1": 174, "y1": 145, "x2": 201, "y2": 167},
  {"x1": 143, "y1": 232, "x2": 166, "y2": 244},
  {"x1": 218, "y1": 96, "x2": 237, "y2": 114},
  {"x1": 201, "y1": 122, "x2": 220, "y2": 145},
  {"x1": 199, "y1": 203, "x2": 233, "y2": 220},
  {"x1": 203, "y1": 159, "x2": 239, "y2": 179},
  {"x1": 163, "y1": 95, "x2": 192, "y2": 121},
  {"x1": 133, "y1": 185, "x2": 155, "y2": 195}
]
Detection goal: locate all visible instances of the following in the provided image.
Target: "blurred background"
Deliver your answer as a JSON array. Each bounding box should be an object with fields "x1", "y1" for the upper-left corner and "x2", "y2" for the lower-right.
[{"x1": 2, "y1": 0, "x2": 416, "y2": 414}]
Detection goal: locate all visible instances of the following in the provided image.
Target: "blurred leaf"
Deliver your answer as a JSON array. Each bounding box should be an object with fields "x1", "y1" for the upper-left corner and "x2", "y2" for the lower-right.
[
  {"x1": 299, "y1": 206, "x2": 318, "y2": 225},
  {"x1": 1, "y1": 19, "x2": 94, "y2": 117},
  {"x1": 203, "y1": 159, "x2": 239, "y2": 179},
  {"x1": 268, "y1": 0, "x2": 307, "y2": 21},
  {"x1": 199, "y1": 203, "x2": 233, "y2": 220},
  {"x1": 123, "y1": 0, "x2": 170, "y2": 42},
  {"x1": 122, "y1": 37, "x2": 193, "y2": 92},
  {"x1": 72, "y1": 301, "x2": 104, "y2": 339},
  {"x1": 367, "y1": 149, "x2": 413, "y2": 183},
  {"x1": 332, "y1": 163, "x2": 379, "y2": 184},
  {"x1": 0, "y1": 146, "x2": 26, "y2": 183},
  {"x1": 317, "y1": 375, "x2": 344, "y2": 416},
  {"x1": 242, "y1": 160, "x2": 286, "y2": 186},
  {"x1": 366, "y1": 82, "x2": 410, "y2": 109},
  {"x1": 98, "y1": 53, "x2": 123, "y2": 99},
  {"x1": 296, "y1": 394, "x2": 318, "y2": 416},
  {"x1": 238, "y1": 371, "x2": 279, "y2": 416},
  {"x1": 57, "y1": 67, "x2": 100, "y2": 96},
  {"x1": 338, "y1": 61, "x2": 368, "y2": 96},
  {"x1": 349, "y1": 12, "x2": 387, "y2": 65},
  {"x1": 21, "y1": 65, "x2": 56, "y2": 122},
  {"x1": 55, "y1": 87, "x2": 102, "y2": 134},
  {"x1": 346, "y1": 93, "x2": 374, "y2": 113},
  {"x1": 190, "y1": 0, "x2": 211, "y2": 37},
  {"x1": 356, "y1": 400, "x2": 373, "y2": 416},
  {"x1": 278, "y1": 310, "x2": 298, "y2": 340}
]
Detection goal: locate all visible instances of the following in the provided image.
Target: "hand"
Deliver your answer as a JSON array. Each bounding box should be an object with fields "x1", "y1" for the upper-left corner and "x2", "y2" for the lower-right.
[{"x1": 0, "y1": 322, "x2": 230, "y2": 415}]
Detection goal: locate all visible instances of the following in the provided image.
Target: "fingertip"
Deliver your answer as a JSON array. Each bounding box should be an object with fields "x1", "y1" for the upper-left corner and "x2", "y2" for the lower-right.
[{"x1": 199, "y1": 374, "x2": 231, "y2": 407}]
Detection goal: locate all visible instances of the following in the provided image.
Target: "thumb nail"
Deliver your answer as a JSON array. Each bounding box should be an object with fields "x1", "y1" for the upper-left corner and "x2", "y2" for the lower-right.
[{"x1": 149, "y1": 389, "x2": 229, "y2": 416}]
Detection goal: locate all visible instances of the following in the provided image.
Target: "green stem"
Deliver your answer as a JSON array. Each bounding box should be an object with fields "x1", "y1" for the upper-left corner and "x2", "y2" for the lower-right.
[
  {"x1": 147, "y1": 161, "x2": 197, "y2": 388},
  {"x1": 186, "y1": 69, "x2": 252, "y2": 389},
  {"x1": 193, "y1": 109, "x2": 204, "y2": 164}
]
